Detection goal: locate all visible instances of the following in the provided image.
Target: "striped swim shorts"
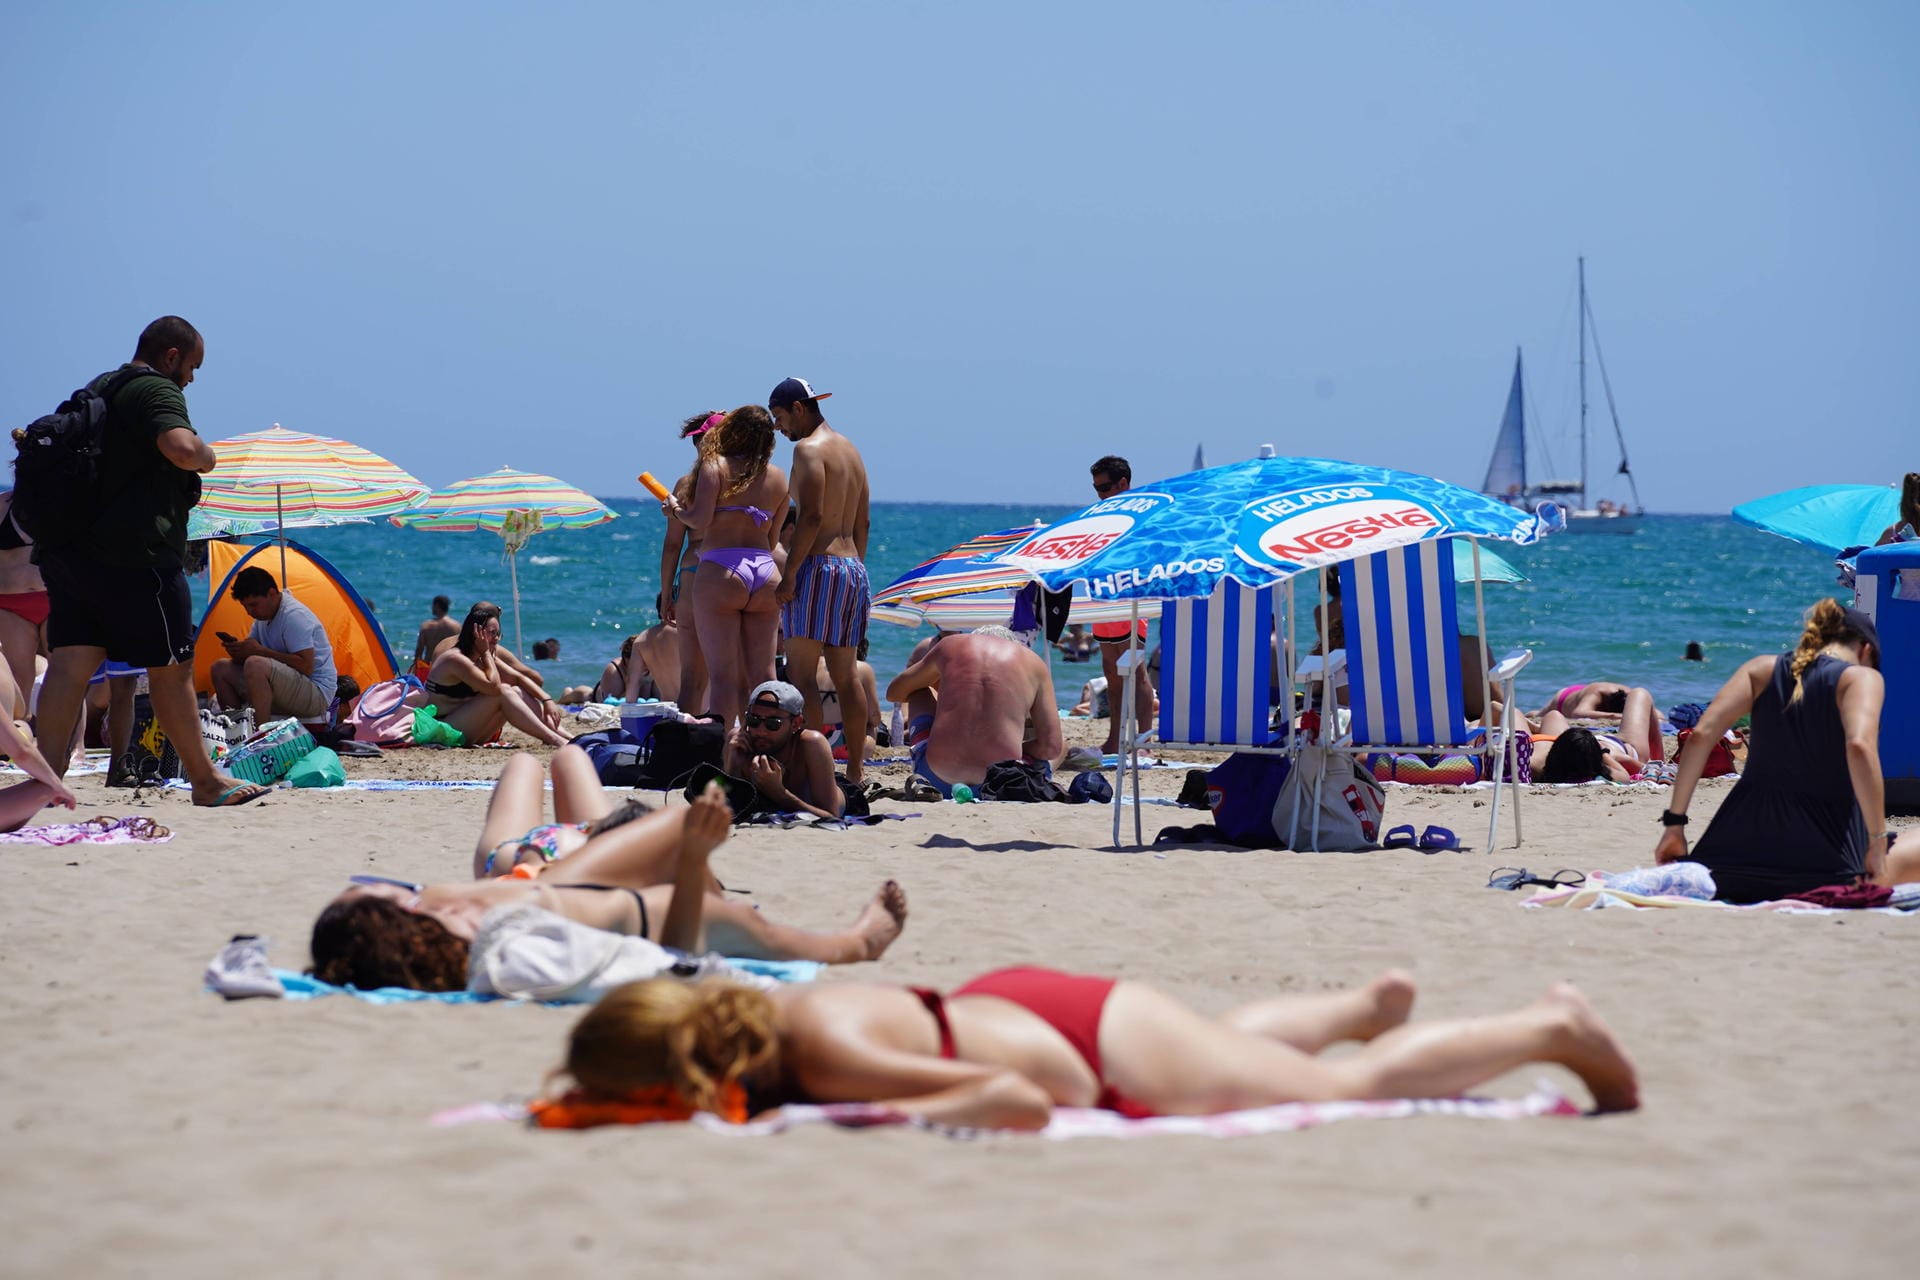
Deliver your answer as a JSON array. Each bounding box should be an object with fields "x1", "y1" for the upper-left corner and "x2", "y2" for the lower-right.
[{"x1": 781, "y1": 554, "x2": 870, "y2": 649}]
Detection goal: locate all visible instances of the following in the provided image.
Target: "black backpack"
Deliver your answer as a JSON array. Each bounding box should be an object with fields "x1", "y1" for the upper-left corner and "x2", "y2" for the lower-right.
[{"x1": 10, "y1": 367, "x2": 158, "y2": 549}]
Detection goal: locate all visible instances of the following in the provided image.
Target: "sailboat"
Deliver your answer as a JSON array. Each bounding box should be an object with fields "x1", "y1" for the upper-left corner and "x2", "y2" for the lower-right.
[{"x1": 1481, "y1": 258, "x2": 1644, "y2": 534}]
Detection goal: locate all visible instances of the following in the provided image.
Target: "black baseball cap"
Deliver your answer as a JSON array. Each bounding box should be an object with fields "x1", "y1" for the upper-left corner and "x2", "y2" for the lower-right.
[{"x1": 768, "y1": 377, "x2": 832, "y2": 409}]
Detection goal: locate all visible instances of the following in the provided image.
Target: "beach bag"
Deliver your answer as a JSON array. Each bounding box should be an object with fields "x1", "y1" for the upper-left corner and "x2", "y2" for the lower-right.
[
  {"x1": 225, "y1": 718, "x2": 317, "y2": 785},
  {"x1": 641, "y1": 718, "x2": 726, "y2": 788},
  {"x1": 283, "y1": 746, "x2": 346, "y2": 789},
  {"x1": 678, "y1": 761, "x2": 765, "y2": 820},
  {"x1": 1676, "y1": 727, "x2": 1737, "y2": 779},
  {"x1": 834, "y1": 774, "x2": 872, "y2": 818},
  {"x1": 1274, "y1": 746, "x2": 1384, "y2": 851},
  {"x1": 9, "y1": 367, "x2": 165, "y2": 549},
  {"x1": 1204, "y1": 752, "x2": 1295, "y2": 846},
  {"x1": 411, "y1": 705, "x2": 466, "y2": 747},
  {"x1": 979, "y1": 759, "x2": 1068, "y2": 803},
  {"x1": 577, "y1": 731, "x2": 647, "y2": 787},
  {"x1": 348, "y1": 677, "x2": 420, "y2": 746}
]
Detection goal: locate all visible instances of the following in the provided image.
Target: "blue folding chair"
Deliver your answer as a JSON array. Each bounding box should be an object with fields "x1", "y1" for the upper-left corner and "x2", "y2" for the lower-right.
[{"x1": 1333, "y1": 539, "x2": 1530, "y2": 850}]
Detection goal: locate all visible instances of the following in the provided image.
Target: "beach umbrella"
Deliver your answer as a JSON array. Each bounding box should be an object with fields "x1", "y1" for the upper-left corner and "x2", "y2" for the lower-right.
[
  {"x1": 868, "y1": 525, "x2": 1148, "y2": 631},
  {"x1": 989, "y1": 456, "x2": 1555, "y2": 603},
  {"x1": 190, "y1": 424, "x2": 431, "y2": 579},
  {"x1": 390, "y1": 466, "x2": 615, "y2": 653},
  {"x1": 1732, "y1": 483, "x2": 1902, "y2": 557}
]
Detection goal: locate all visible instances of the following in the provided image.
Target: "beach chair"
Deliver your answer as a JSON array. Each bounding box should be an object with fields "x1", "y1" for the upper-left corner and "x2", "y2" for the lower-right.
[
  {"x1": 1329, "y1": 539, "x2": 1531, "y2": 850},
  {"x1": 1109, "y1": 583, "x2": 1283, "y2": 845}
]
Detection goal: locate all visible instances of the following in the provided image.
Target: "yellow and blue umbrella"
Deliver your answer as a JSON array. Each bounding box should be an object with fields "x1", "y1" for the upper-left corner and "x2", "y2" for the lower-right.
[
  {"x1": 391, "y1": 467, "x2": 615, "y2": 652},
  {"x1": 190, "y1": 424, "x2": 431, "y2": 579}
]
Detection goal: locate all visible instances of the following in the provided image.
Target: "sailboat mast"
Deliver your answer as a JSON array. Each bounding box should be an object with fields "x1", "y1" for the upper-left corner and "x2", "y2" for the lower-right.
[{"x1": 1577, "y1": 256, "x2": 1588, "y2": 509}]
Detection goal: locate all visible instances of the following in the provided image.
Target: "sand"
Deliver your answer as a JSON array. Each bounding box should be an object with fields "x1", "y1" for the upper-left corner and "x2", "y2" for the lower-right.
[{"x1": 1, "y1": 718, "x2": 1914, "y2": 1280}]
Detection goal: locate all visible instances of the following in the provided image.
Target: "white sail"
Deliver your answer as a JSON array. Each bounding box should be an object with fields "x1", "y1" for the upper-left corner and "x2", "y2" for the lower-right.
[{"x1": 1480, "y1": 349, "x2": 1527, "y2": 504}]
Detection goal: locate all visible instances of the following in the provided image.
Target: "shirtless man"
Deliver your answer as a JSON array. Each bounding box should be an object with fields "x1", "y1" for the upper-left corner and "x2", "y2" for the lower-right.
[
  {"x1": 410, "y1": 595, "x2": 459, "y2": 677},
  {"x1": 723, "y1": 680, "x2": 843, "y2": 821},
  {"x1": 885, "y1": 627, "x2": 1064, "y2": 796},
  {"x1": 769, "y1": 377, "x2": 873, "y2": 784}
]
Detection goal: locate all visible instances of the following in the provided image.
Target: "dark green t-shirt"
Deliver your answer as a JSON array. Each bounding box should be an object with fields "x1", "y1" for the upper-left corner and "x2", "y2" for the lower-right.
[{"x1": 74, "y1": 364, "x2": 203, "y2": 569}]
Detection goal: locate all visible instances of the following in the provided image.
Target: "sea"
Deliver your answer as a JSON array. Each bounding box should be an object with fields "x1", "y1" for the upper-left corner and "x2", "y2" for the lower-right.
[{"x1": 196, "y1": 503, "x2": 1843, "y2": 716}]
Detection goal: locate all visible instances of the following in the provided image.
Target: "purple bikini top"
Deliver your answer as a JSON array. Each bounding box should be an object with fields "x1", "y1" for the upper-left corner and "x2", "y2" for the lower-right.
[{"x1": 715, "y1": 504, "x2": 771, "y2": 527}]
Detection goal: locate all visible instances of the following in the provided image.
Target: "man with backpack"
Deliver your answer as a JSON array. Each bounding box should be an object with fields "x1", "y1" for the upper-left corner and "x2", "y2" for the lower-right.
[{"x1": 24, "y1": 316, "x2": 268, "y2": 807}]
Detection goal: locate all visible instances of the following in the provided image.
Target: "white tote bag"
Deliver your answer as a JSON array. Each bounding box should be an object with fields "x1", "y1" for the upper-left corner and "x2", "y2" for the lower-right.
[{"x1": 1274, "y1": 746, "x2": 1386, "y2": 851}]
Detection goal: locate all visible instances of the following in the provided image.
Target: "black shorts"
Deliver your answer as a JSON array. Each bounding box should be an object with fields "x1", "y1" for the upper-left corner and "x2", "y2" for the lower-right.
[{"x1": 40, "y1": 554, "x2": 197, "y2": 668}]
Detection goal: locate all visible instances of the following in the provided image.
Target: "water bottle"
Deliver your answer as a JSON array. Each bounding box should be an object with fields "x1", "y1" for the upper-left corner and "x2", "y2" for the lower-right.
[
  {"x1": 950, "y1": 783, "x2": 974, "y2": 804},
  {"x1": 889, "y1": 704, "x2": 904, "y2": 749}
]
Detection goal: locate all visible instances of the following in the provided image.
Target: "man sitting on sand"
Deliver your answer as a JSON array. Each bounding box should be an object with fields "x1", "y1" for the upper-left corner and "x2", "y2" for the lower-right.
[
  {"x1": 723, "y1": 681, "x2": 843, "y2": 820},
  {"x1": 210, "y1": 567, "x2": 337, "y2": 723},
  {"x1": 885, "y1": 625, "x2": 1064, "y2": 797}
]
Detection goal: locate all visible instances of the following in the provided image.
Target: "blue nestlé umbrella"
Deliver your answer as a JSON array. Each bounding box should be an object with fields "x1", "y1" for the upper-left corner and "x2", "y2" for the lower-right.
[{"x1": 991, "y1": 456, "x2": 1556, "y2": 602}]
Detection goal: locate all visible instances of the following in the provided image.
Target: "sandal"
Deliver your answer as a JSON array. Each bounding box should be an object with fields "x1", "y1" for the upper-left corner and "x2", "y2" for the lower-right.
[
  {"x1": 1487, "y1": 867, "x2": 1585, "y2": 891},
  {"x1": 1417, "y1": 825, "x2": 1463, "y2": 853},
  {"x1": 1381, "y1": 824, "x2": 1419, "y2": 849}
]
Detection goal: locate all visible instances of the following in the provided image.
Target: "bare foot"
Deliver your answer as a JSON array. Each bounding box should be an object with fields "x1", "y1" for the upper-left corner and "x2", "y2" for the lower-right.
[
  {"x1": 852, "y1": 880, "x2": 909, "y2": 960},
  {"x1": 1354, "y1": 969, "x2": 1418, "y2": 1041},
  {"x1": 1542, "y1": 983, "x2": 1640, "y2": 1113}
]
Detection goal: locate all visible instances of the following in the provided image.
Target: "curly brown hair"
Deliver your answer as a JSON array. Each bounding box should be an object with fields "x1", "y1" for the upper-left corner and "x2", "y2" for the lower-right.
[
  {"x1": 699, "y1": 406, "x2": 776, "y2": 499},
  {"x1": 309, "y1": 896, "x2": 470, "y2": 992}
]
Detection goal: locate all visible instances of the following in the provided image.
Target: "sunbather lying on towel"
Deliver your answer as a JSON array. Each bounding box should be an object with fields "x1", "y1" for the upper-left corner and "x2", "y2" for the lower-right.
[
  {"x1": 551, "y1": 966, "x2": 1639, "y2": 1130},
  {"x1": 1518, "y1": 688, "x2": 1663, "y2": 783},
  {"x1": 307, "y1": 748, "x2": 907, "y2": 991}
]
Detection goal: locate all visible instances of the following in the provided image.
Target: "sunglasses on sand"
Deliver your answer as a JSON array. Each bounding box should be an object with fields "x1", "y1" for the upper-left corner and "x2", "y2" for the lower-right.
[{"x1": 1486, "y1": 867, "x2": 1586, "y2": 892}]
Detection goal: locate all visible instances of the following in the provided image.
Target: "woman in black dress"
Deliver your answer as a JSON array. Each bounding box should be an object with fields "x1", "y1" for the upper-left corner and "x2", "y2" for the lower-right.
[{"x1": 1654, "y1": 600, "x2": 1917, "y2": 902}]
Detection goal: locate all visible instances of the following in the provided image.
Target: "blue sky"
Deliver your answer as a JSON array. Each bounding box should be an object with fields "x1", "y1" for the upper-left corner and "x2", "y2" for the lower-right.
[{"x1": 2, "y1": 1, "x2": 1911, "y2": 513}]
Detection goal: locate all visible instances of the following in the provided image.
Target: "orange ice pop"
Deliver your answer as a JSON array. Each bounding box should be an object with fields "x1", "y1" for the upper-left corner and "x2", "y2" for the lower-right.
[{"x1": 639, "y1": 471, "x2": 672, "y2": 501}]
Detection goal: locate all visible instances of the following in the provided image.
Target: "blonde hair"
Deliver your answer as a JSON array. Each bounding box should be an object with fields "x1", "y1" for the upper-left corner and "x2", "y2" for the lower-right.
[
  {"x1": 698, "y1": 406, "x2": 775, "y2": 499},
  {"x1": 1788, "y1": 598, "x2": 1871, "y2": 702},
  {"x1": 560, "y1": 980, "x2": 779, "y2": 1111}
]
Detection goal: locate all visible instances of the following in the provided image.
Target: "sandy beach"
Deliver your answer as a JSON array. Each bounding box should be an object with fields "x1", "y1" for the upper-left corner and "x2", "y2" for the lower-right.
[{"x1": 1, "y1": 718, "x2": 1913, "y2": 1280}]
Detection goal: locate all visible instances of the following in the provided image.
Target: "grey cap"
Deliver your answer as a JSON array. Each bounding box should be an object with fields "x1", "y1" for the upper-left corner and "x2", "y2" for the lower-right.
[{"x1": 749, "y1": 680, "x2": 805, "y2": 715}]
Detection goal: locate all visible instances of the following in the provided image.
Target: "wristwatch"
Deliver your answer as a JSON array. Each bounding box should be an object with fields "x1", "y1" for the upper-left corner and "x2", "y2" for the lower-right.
[{"x1": 1658, "y1": 811, "x2": 1688, "y2": 827}]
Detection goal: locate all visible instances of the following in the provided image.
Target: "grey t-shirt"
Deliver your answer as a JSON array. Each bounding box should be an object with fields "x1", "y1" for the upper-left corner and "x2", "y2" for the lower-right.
[{"x1": 250, "y1": 591, "x2": 337, "y2": 701}]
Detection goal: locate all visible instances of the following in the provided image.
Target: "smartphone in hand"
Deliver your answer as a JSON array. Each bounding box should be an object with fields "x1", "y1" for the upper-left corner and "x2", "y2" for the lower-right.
[{"x1": 216, "y1": 631, "x2": 239, "y2": 644}]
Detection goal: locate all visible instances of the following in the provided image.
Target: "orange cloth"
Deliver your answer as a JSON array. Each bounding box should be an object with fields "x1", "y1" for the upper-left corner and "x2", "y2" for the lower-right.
[{"x1": 528, "y1": 1082, "x2": 747, "y2": 1129}]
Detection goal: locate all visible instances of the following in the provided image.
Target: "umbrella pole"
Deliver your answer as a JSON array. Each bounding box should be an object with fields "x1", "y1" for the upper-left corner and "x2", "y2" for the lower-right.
[
  {"x1": 509, "y1": 548, "x2": 524, "y2": 657},
  {"x1": 276, "y1": 483, "x2": 288, "y2": 584}
]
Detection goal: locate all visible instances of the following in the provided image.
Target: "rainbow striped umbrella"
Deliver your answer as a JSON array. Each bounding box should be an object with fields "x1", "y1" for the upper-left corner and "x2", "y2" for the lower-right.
[
  {"x1": 390, "y1": 467, "x2": 616, "y2": 652},
  {"x1": 870, "y1": 524, "x2": 1147, "y2": 629},
  {"x1": 190, "y1": 424, "x2": 430, "y2": 578}
]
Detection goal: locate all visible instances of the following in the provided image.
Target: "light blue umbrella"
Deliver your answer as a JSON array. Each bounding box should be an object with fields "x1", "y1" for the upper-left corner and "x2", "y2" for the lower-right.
[
  {"x1": 1732, "y1": 483, "x2": 1902, "y2": 556},
  {"x1": 992, "y1": 456, "x2": 1555, "y2": 602}
]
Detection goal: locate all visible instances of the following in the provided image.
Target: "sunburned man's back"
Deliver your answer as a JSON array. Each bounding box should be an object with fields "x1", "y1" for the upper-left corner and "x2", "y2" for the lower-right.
[{"x1": 888, "y1": 631, "x2": 1064, "y2": 791}]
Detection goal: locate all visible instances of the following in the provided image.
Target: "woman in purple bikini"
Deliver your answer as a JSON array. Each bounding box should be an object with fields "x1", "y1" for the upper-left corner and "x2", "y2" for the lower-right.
[{"x1": 661, "y1": 406, "x2": 789, "y2": 731}]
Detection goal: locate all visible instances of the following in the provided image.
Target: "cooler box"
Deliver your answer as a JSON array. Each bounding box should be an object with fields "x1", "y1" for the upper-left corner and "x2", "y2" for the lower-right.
[
  {"x1": 619, "y1": 700, "x2": 680, "y2": 744},
  {"x1": 1856, "y1": 544, "x2": 1920, "y2": 811}
]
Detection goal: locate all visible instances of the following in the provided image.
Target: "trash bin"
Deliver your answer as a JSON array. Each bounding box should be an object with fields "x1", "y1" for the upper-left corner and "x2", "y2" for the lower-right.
[{"x1": 1856, "y1": 543, "x2": 1920, "y2": 812}]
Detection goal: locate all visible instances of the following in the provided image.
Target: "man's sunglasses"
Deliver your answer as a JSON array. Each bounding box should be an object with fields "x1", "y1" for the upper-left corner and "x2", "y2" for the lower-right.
[
  {"x1": 743, "y1": 712, "x2": 790, "y2": 731},
  {"x1": 1092, "y1": 480, "x2": 1120, "y2": 496}
]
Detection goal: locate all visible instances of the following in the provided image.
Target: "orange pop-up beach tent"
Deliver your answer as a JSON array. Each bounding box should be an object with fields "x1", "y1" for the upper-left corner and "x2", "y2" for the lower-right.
[{"x1": 194, "y1": 539, "x2": 397, "y2": 702}]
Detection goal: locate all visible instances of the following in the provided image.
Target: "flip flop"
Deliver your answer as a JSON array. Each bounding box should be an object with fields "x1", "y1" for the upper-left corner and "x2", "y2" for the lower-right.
[
  {"x1": 198, "y1": 782, "x2": 270, "y2": 808},
  {"x1": 1381, "y1": 824, "x2": 1419, "y2": 849},
  {"x1": 1417, "y1": 825, "x2": 1462, "y2": 853}
]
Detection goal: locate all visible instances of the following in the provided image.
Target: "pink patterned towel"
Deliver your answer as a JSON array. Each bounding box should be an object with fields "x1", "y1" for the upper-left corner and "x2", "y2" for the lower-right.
[
  {"x1": 0, "y1": 816, "x2": 174, "y2": 845},
  {"x1": 433, "y1": 1083, "x2": 1581, "y2": 1137}
]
